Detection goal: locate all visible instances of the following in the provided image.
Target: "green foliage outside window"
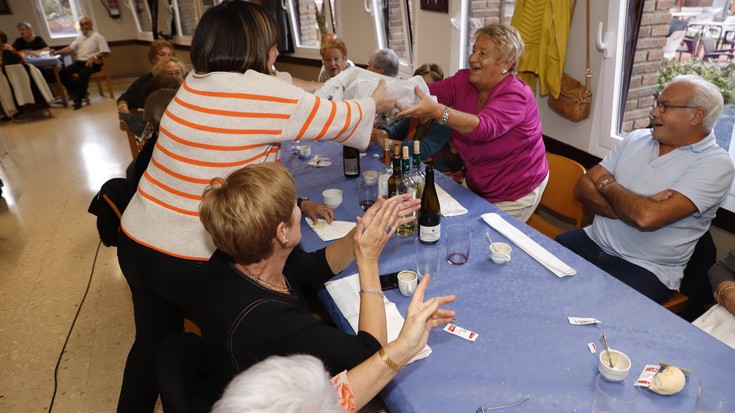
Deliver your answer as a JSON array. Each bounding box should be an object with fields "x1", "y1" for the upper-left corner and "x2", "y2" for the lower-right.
[{"x1": 657, "y1": 58, "x2": 735, "y2": 106}]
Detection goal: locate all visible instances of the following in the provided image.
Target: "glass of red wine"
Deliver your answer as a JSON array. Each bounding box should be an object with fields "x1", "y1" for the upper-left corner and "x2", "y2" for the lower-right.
[{"x1": 358, "y1": 171, "x2": 378, "y2": 211}]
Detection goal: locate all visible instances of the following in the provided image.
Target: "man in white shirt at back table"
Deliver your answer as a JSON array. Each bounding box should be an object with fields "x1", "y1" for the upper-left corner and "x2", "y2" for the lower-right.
[{"x1": 54, "y1": 16, "x2": 110, "y2": 110}]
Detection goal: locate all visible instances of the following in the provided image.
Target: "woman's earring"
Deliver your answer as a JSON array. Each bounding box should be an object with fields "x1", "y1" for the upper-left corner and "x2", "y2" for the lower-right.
[{"x1": 501, "y1": 69, "x2": 508, "y2": 75}]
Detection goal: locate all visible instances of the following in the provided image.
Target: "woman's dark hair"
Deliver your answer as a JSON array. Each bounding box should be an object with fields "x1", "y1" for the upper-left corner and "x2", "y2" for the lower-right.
[
  {"x1": 190, "y1": 0, "x2": 279, "y2": 74},
  {"x1": 0, "y1": 30, "x2": 7, "y2": 44}
]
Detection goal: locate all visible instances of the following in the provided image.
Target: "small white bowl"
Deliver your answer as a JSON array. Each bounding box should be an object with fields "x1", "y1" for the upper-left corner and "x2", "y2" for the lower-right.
[
  {"x1": 598, "y1": 349, "x2": 631, "y2": 382},
  {"x1": 322, "y1": 188, "x2": 343, "y2": 208}
]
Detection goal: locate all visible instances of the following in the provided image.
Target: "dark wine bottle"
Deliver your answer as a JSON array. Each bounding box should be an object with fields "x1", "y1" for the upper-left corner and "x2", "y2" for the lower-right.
[
  {"x1": 343, "y1": 146, "x2": 360, "y2": 178},
  {"x1": 419, "y1": 163, "x2": 441, "y2": 244}
]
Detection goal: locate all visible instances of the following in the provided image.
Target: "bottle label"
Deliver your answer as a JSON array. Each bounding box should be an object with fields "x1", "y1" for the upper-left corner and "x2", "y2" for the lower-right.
[
  {"x1": 419, "y1": 224, "x2": 440, "y2": 242},
  {"x1": 344, "y1": 158, "x2": 359, "y2": 176},
  {"x1": 378, "y1": 173, "x2": 390, "y2": 197}
]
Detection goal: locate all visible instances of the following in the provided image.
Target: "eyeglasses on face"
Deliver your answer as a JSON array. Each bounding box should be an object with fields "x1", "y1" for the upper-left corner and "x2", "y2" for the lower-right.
[{"x1": 654, "y1": 100, "x2": 697, "y2": 113}]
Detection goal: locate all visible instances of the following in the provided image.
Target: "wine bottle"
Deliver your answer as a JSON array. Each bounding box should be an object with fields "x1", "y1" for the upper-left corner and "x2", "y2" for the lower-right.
[
  {"x1": 343, "y1": 146, "x2": 360, "y2": 178},
  {"x1": 419, "y1": 162, "x2": 441, "y2": 244},
  {"x1": 410, "y1": 140, "x2": 425, "y2": 200},
  {"x1": 378, "y1": 139, "x2": 392, "y2": 198},
  {"x1": 397, "y1": 146, "x2": 417, "y2": 238},
  {"x1": 387, "y1": 144, "x2": 401, "y2": 198}
]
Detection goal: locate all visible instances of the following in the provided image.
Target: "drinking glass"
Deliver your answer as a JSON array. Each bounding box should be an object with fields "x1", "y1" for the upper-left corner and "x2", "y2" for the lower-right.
[
  {"x1": 446, "y1": 223, "x2": 472, "y2": 265},
  {"x1": 358, "y1": 173, "x2": 378, "y2": 211},
  {"x1": 415, "y1": 238, "x2": 441, "y2": 278},
  {"x1": 591, "y1": 374, "x2": 639, "y2": 413}
]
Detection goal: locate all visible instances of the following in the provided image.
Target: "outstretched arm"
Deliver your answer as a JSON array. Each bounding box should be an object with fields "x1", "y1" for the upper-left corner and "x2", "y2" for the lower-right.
[{"x1": 345, "y1": 275, "x2": 456, "y2": 410}]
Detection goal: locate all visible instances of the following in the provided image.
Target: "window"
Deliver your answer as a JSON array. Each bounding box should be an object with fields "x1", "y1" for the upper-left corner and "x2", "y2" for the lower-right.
[
  {"x1": 285, "y1": 0, "x2": 336, "y2": 53},
  {"x1": 128, "y1": 0, "x2": 153, "y2": 34},
  {"x1": 36, "y1": 0, "x2": 86, "y2": 39}
]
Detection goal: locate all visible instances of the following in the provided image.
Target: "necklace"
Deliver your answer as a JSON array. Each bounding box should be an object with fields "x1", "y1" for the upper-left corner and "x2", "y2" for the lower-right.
[
  {"x1": 235, "y1": 263, "x2": 290, "y2": 294},
  {"x1": 478, "y1": 92, "x2": 488, "y2": 104}
]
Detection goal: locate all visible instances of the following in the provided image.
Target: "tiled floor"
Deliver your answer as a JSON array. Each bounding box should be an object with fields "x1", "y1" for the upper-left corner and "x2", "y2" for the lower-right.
[{"x1": 0, "y1": 81, "x2": 152, "y2": 412}]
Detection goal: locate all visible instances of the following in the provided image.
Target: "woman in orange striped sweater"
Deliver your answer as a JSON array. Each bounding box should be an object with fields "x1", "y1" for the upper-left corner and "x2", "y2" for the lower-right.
[{"x1": 115, "y1": 2, "x2": 397, "y2": 411}]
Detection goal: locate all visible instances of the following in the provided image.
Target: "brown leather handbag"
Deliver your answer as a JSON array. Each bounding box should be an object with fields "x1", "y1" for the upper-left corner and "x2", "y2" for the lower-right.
[{"x1": 548, "y1": 0, "x2": 592, "y2": 122}]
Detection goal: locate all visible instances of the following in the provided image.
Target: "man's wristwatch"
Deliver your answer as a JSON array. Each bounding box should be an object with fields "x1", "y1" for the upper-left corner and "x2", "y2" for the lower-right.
[
  {"x1": 598, "y1": 177, "x2": 616, "y2": 191},
  {"x1": 436, "y1": 106, "x2": 449, "y2": 125},
  {"x1": 297, "y1": 197, "x2": 308, "y2": 209}
]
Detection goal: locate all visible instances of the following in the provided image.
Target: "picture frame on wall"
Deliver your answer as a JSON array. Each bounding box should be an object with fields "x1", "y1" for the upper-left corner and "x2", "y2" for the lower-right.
[
  {"x1": 420, "y1": 0, "x2": 448, "y2": 13},
  {"x1": 0, "y1": 0, "x2": 10, "y2": 15}
]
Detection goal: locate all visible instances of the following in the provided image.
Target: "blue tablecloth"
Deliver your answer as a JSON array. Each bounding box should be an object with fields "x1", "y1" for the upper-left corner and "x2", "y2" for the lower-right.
[{"x1": 283, "y1": 140, "x2": 735, "y2": 413}]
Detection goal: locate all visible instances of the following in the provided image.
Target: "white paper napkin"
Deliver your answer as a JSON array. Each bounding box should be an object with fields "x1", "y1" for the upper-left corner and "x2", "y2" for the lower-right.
[
  {"x1": 306, "y1": 218, "x2": 355, "y2": 242},
  {"x1": 435, "y1": 184, "x2": 468, "y2": 217},
  {"x1": 481, "y1": 212, "x2": 576, "y2": 277},
  {"x1": 325, "y1": 273, "x2": 431, "y2": 363}
]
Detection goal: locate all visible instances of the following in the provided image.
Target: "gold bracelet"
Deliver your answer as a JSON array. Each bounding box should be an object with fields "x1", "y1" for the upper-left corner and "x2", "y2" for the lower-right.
[
  {"x1": 378, "y1": 347, "x2": 403, "y2": 372},
  {"x1": 359, "y1": 287, "x2": 384, "y2": 297},
  {"x1": 716, "y1": 282, "x2": 735, "y2": 305}
]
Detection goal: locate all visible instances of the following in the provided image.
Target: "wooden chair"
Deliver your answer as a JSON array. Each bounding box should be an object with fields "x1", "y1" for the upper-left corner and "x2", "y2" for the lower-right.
[
  {"x1": 526, "y1": 153, "x2": 589, "y2": 239},
  {"x1": 73, "y1": 56, "x2": 115, "y2": 105}
]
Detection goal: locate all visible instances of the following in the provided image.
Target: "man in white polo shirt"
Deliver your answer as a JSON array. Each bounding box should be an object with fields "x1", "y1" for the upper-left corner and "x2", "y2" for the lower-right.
[
  {"x1": 55, "y1": 17, "x2": 110, "y2": 110},
  {"x1": 557, "y1": 75, "x2": 735, "y2": 304}
]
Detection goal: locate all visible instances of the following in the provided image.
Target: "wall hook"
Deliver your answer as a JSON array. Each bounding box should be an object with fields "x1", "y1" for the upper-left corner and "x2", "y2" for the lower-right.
[{"x1": 597, "y1": 21, "x2": 610, "y2": 59}]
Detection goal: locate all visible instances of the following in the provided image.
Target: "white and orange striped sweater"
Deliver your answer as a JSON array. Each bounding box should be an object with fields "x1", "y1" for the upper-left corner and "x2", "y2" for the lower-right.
[{"x1": 121, "y1": 70, "x2": 374, "y2": 260}]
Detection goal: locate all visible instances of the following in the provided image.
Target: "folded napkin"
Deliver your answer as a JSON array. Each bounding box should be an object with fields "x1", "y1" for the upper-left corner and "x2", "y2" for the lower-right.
[
  {"x1": 306, "y1": 218, "x2": 355, "y2": 242},
  {"x1": 435, "y1": 184, "x2": 468, "y2": 217},
  {"x1": 481, "y1": 212, "x2": 576, "y2": 278},
  {"x1": 307, "y1": 156, "x2": 332, "y2": 167},
  {"x1": 325, "y1": 273, "x2": 431, "y2": 363}
]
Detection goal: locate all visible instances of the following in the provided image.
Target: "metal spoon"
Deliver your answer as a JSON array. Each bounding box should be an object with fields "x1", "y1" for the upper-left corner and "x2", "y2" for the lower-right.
[
  {"x1": 476, "y1": 394, "x2": 530, "y2": 412},
  {"x1": 601, "y1": 332, "x2": 615, "y2": 368},
  {"x1": 485, "y1": 232, "x2": 494, "y2": 244}
]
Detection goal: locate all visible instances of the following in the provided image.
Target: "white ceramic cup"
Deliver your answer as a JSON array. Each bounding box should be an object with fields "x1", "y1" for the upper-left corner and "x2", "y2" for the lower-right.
[
  {"x1": 597, "y1": 349, "x2": 631, "y2": 382},
  {"x1": 322, "y1": 188, "x2": 343, "y2": 208},
  {"x1": 489, "y1": 242, "x2": 512, "y2": 264},
  {"x1": 398, "y1": 270, "x2": 418, "y2": 296}
]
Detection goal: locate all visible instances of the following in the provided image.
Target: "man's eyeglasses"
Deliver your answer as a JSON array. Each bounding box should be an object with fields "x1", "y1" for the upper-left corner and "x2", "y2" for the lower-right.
[{"x1": 654, "y1": 100, "x2": 697, "y2": 113}]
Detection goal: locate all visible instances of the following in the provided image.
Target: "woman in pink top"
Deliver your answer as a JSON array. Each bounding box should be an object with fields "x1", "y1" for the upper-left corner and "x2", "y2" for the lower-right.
[{"x1": 399, "y1": 24, "x2": 548, "y2": 222}]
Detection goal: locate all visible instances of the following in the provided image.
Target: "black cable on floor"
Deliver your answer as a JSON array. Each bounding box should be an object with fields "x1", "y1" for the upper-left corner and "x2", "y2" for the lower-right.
[{"x1": 48, "y1": 240, "x2": 102, "y2": 413}]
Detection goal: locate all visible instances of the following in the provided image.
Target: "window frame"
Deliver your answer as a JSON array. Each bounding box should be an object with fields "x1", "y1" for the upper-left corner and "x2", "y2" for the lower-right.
[
  {"x1": 33, "y1": 0, "x2": 90, "y2": 43},
  {"x1": 283, "y1": 0, "x2": 337, "y2": 61}
]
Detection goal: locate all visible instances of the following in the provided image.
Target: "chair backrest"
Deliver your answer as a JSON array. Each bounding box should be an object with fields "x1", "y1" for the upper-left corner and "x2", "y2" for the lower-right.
[
  {"x1": 526, "y1": 153, "x2": 588, "y2": 238},
  {"x1": 89, "y1": 56, "x2": 115, "y2": 99},
  {"x1": 701, "y1": 35, "x2": 716, "y2": 53},
  {"x1": 680, "y1": 230, "x2": 717, "y2": 321},
  {"x1": 664, "y1": 30, "x2": 686, "y2": 59},
  {"x1": 157, "y1": 332, "x2": 209, "y2": 413}
]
